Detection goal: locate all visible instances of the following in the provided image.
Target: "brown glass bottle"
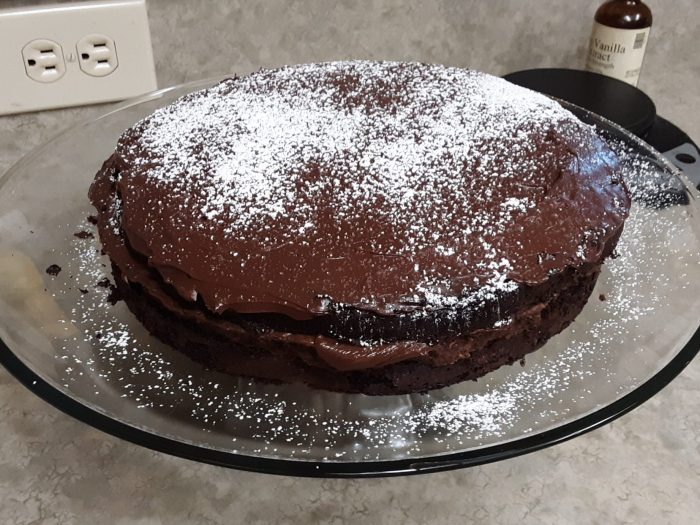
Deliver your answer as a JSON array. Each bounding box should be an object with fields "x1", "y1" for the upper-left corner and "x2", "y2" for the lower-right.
[{"x1": 585, "y1": 0, "x2": 653, "y2": 87}]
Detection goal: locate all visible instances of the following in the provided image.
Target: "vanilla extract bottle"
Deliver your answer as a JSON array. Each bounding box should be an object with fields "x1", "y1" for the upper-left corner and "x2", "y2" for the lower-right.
[{"x1": 585, "y1": 0, "x2": 652, "y2": 87}]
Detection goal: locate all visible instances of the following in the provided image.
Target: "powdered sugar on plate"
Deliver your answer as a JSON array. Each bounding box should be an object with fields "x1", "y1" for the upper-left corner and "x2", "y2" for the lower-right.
[
  {"x1": 47, "y1": 134, "x2": 698, "y2": 462},
  {"x1": 5, "y1": 74, "x2": 694, "y2": 469}
]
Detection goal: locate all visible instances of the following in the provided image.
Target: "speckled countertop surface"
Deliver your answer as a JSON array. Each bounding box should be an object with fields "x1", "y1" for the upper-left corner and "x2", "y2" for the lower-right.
[{"x1": 1, "y1": 1, "x2": 699, "y2": 523}]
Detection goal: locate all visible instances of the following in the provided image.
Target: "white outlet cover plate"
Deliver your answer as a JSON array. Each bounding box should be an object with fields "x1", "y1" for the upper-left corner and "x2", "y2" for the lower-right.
[{"x1": 0, "y1": 0, "x2": 157, "y2": 115}]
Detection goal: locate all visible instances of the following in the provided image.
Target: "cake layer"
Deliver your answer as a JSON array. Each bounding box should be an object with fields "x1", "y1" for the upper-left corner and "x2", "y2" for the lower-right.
[
  {"x1": 89, "y1": 61, "x2": 631, "y2": 394},
  {"x1": 112, "y1": 261, "x2": 601, "y2": 394},
  {"x1": 101, "y1": 62, "x2": 629, "y2": 322},
  {"x1": 90, "y1": 155, "x2": 620, "y2": 372}
]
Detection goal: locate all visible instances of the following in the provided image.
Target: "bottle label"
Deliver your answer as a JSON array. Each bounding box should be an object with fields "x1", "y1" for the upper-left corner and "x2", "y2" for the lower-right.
[{"x1": 585, "y1": 22, "x2": 650, "y2": 86}]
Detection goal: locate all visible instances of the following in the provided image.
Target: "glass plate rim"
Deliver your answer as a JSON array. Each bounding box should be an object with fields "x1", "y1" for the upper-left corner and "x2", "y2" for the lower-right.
[
  {"x1": 1, "y1": 76, "x2": 699, "y2": 478},
  {"x1": 2, "y1": 330, "x2": 697, "y2": 478}
]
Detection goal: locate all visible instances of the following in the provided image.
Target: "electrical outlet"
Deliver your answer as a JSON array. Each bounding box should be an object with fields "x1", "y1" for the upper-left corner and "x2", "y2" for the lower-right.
[
  {"x1": 77, "y1": 34, "x2": 118, "y2": 77},
  {"x1": 0, "y1": 0, "x2": 157, "y2": 115},
  {"x1": 22, "y1": 39, "x2": 66, "y2": 83}
]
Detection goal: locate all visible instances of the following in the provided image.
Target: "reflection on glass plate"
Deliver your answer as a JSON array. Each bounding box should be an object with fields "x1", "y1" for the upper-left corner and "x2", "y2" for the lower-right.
[{"x1": 0, "y1": 78, "x2": 698, "y2": 477}]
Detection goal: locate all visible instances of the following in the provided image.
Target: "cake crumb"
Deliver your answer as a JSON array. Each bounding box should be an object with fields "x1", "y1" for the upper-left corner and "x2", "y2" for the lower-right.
[
  {"x1": 46, "y1": 264, "x2": 61, "y2": 276},
  {"x1": 106, "y1": 285, "x2": 122, "y2": 305}
]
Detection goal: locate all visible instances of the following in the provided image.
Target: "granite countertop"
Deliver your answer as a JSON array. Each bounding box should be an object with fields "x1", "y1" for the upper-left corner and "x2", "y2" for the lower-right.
[{"x1": 1, "y1": 1, "x2": 699, "y2": 523}]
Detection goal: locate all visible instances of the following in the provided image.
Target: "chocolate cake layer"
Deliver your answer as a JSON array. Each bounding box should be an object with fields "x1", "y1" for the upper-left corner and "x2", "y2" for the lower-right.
[
  {"x1": 112, "y1": 261, "x2": 602, "y2": 394},
  {"x1": 90, "y1": 61, "x2": 631, "y2": 394}
]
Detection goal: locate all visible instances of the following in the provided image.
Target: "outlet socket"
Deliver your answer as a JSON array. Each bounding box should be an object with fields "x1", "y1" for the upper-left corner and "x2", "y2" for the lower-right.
[
  {"x1": 22, "y1": 39, "x2": 66, "y2": 83},
  {"x1": 0, "y1": 0, "x2": 157, "y2": 115},
  {"x1": 77, "y1": 33, "x2": 118, "y2": 77}
]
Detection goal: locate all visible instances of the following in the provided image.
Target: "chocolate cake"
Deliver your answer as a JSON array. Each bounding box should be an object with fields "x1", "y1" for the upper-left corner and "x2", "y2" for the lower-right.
[{"x1": 89, "y1": 61, "x2": 630, "y2": 395}]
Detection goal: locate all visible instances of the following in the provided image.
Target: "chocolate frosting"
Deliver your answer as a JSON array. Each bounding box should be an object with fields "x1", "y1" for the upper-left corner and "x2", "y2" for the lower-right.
[{"x1": 90, "y1": 61, "x2": 630, "y2": 370}]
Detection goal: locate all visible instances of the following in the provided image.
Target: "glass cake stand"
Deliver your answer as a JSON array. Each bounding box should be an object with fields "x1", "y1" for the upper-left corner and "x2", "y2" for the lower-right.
[{"x1": 1, "y1": 78, "x2": 698, "y2": 478}]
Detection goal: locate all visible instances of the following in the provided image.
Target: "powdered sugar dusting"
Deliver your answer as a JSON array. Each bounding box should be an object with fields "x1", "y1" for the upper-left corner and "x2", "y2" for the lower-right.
[
  {"x1": 122, "y1": 62, "x2": 575, "y2": 233},
  {"x1": 10, "y1": 82, "x2": 698, "y2": 465},
  {"x1": 116, "y1": 61, "x2": 601, "y2": 309}
]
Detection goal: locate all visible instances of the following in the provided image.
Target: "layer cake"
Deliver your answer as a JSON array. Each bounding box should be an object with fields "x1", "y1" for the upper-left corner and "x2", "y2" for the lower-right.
[{"x1": 89, "y1": 61, "x2": 630, "y2": 394}]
